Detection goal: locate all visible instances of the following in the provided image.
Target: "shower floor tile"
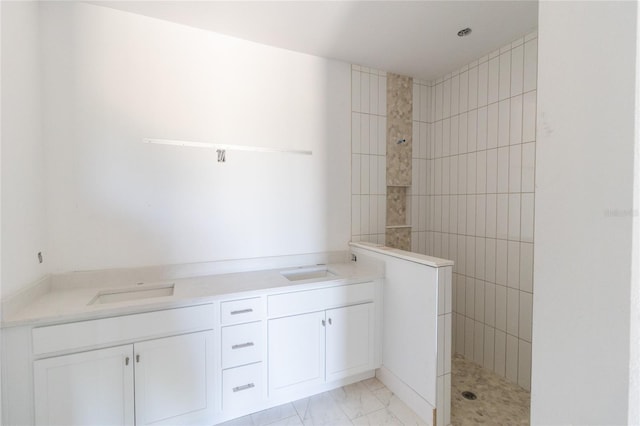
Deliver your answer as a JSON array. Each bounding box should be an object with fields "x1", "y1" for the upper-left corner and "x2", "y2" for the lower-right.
[{"x1": 451, "y1": 354, "x2": 530, "y2": 425}]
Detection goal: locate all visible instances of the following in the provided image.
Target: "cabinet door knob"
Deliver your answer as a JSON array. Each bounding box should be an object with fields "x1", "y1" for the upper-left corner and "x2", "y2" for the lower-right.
[
  {"x1": 125, "y1": 357, "x2": 130, "y2": 366},
  {"x1": 328, "y1": 318, "x2": 332, "y2": 325},
  {"x1": 321, "y1": 319, "x2": 326, "y2": 327},
  {"x1": 136, "y1": 354, "x2": 140, "y2": 363}
]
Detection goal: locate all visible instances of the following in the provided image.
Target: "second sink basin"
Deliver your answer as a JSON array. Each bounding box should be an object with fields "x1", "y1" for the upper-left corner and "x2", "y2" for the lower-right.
[
  {"x1": 281, "y1": 267, "x2": 338, "y2": 282},
  {"x1": 88, "y1": 284, "x2": 175, "y2": 305}
]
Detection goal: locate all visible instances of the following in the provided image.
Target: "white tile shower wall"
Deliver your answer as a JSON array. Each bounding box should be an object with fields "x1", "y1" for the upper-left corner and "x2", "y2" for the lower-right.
[
  {"x1": 351, "y1": 65, "x2": 387, "y2": 244},
  {"x1": 424, "y1": 32, "x2": 537, "y2": 391}
]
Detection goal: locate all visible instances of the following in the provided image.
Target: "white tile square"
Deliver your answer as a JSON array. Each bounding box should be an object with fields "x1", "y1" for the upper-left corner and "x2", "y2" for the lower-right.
[
  {"x1": 508, "y1": 194, "x2": 521, "y2": 241},
  {"x1": 369, "y1": 115, "x2": 378, "y2": 156},
  {"x1": 525, "y1": 30, "x2": 538, "y2": 42},
  {"x1": 467, "y1": 109, "x2": 478, "y2": 153},
  {"x1": 369, "y1": 195, "x2": 378, "y2": 237},
  {"x1": 523, "y1": 38, "x2": 538, "y2": 92},
  {"x1": 460, "y1": 69, "x2": 470, "y2": 113},
  {"x1": 519, "y1": 292, "x2": 533, "y2": 342},
  {"x1": 412, "y1": 123, "x2": 420, "y2": 159},
  {"x1": 486, "y1": 148, "x2": 498, "y2": 194},
  {"x1": 445, "y1": 268, "x2": 453, "y2": 314},
  {"x1": 450, "y1": 157, "x2": 458, "y2": 196},
  {"x1": 450, "y1": 116, "x2": 459, "y2": 156},
  {"x1": 411, "y1": 231, "x2": 419, "y2": 253},
  {"x1": 483, "y1": 326, "x2": 495, "y2": 371},
  {"x1": 496, "y1": 239, "x2": 508, "y2": 286},
  {"x1": 466, "y1": 235, "x2": 476, "y2": 277},
  {"x1": 510, "y1": 94, "x2": 523, "y2": 145},
  {"x1": 466, "y1": 195, "x2": 477, "y2": 236},
  {"x1": 352, "y1": 112, "x2": 361, "y2": 153},
  {"x1": 518, "y1": 340, "x2": 532, "y2": 391},
  {"x1": 361, "y1": 72, "x2": 370, "y2": 114},
  {"x1": 474, "y1": 321, "x2": 485, "y2": 365},
  {"x1": 494, "y1": 329, "x2": 506, "y2": 377},
  {"x1": 507, "y1": 240, "x2": 520, "y2": 289},
  {"x1": 495, "y1": 284, "x2": 507, "y2": 331},
  {"x1": 412, "y1": 83, "x2": 420, "y2": 122},
  {"x1": 435, "y1": 120, "x2": 443, "y2": 159},
  {"x1": 443, "y1": 78, "x2": 451, "y2": 119},
  {"x1": 477, "y1": 105, "x2": 488, "y2": 151},
  {"x1": 370, "y1": 74, "x2": 379, "y2": 115},
  {"x1": 522, "y1": 142, "x2": 535, "y2": 192},
  {"x1": 443, "y1": 118, "x2": 451, "y2": 157},
  {"x1": 519, "y1": 242, "x2": 534, "y2": 293},
  {"x1": 411, "y1": 195, "x2": 419, "y2": 230},
  {"x1": 420, "y1": 84, "x2": 429, "y2": 122},
  {"x1": 458, "y1": 112, "x2": 468, "y2": 154},
  {"x1": 378, "y1": 157, "x2": 386, "y2": 196},
  {"x1": 352, "y1": 195, "x2": 361, "y2": 236},
  {"x1": 465, "y1": 316, "x2": 475, "y2": 360},
  {"x1": 458, "y1": 195, "x2": 467, "y2": 236},
  {"x1": 420, "y1": 122, "x2": 428, "y2": 159},
  {"x1": 523, "y1": 91, "x2": 536, "y2": 143},
  {"x1": 361, "y1": 114, "x2": 370, "y2": 154},
  {"x1": 451, "y1": 74, "x2": 460, "y2": 116},
  {"x1": 486, "y1": 194, "x2": 497, "y2": 238},
  {"x1": 488, "y1": 56, "x2": 500, "y2": 104},
  {"x1": 360, "y1": 195, "x2": 370, "y2": 234},
  {"x1": 497, "y1": 147, "x2": 509, "y2": 194},
  {"x1": 485, "y1": 238, "x2": 496, "y2": 283},
  {"x1": 352, "y1": 154, "x2": 361, "y2": 195},
  {"x1": 478, "y1": 61, "x2": 488, "y2": 107},
  {"x1": 475, "y1": 279, "x2": 485, "y2": 323},
  {"x1": 506, "y1": 334, "x2": 519, "y2": 383},
  {"x1": 476, "y1": 150, "x2": 487, "y2": 195},
  {"x1": 442, "y1": 194, "x2": 450, "y2": 233},
  {"x1": 487, "y1": 103, "x2": 498, "y2": 149},
  {"x1": 512, "y1": 36, "x2": 524, "y2": 48},
  {"x1": 457, "y1": 232, "x2": 466, "y2": 277},
  {"x1": 420, "y1": 159, "x2": 428, "y2": 197},
  {"x1": 435, "y1": 82, "x2": 443, "y2": 121},
  {"x1": 352, "y1": 70, "x2": 361, "y2": 112},
  {"x1": 510, "y1": 44, "x2": 524, "y2": 97},
  {"x1": 378, "y1": 117, "x2": 387, "y2": 156},
  {"x1": 521, "y1": 193, "x2": 534, "y2": 243},
  {"x1": 435, "y1": 158, "x2": 442, "y2": 195},
  {"x1": 450, "y1": 195, "x2": 458, "y2": 234},
  {"x1": 456, "y1": 313, "x2": 465, "y2": 355},
  {"x1": 467, "y1": 153, "x2": 477, "y2": 195},
  {"x1": 379, "y1": 76, "x2": 387, "y2": 116},
  {"x1": 360, "y1": 154, "x2": 370, "y2": 194},
  {"x1": 496, "y1": 194, "x2": 509, "y2": 240},
  {"x1": 499, "y1": 51, "x2": 511, "y2": 101},
  {"x1": 507, "y1": 287, "x2": 519, "y2": 337},
  {"x1": 484, "y1": 282, "x2": 496, "y2": 326},
  {"x1": 458, "y1": 155, "x2": 467, "y2": 195},
  {"x1": 456, "y1": 274, "x2": 466, "y2": 316},
  {"x1": 468, "y1": 66, "x2": 478, "y2": 110},
  {"x1": 498, "y1": 99, "x2": 510, "y2": 147},
  {"x1": 509, "y1": 144, "x2": 522, "y2": 193},
  {"x1": 476, "y1": 236, "x2": 486, "y2": 279}
]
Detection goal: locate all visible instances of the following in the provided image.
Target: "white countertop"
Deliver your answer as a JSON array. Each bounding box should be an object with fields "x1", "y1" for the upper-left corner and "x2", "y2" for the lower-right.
[
  {"x1": 350, "y1": 242, "x2": 455, "y2": 268},
  {"x1": 1, "y1": 261, "x2": 383, "y2": 328}
]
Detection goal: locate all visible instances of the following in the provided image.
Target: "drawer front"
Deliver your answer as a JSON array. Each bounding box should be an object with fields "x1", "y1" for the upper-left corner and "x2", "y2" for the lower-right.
[
  {"x1": 32, "y1": 304, "x2": 215, "y2": 356},
  {"x1": 222, "y1": 363, "x2": 263, "y2": 414},
  {"x1": 268, "y1": 282, "x2": 375, "y2": 318},
  {"x1": 221, "y1": 322, "x2": 263, "y2": 369},
  {"x1": 220, "y1": 297, "x2": 263, "y2": 325}
]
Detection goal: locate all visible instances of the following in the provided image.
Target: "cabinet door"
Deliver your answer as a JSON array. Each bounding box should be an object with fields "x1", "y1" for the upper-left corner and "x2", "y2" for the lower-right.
[
  {"x1": 134, "y1": 331, "x2": 214, "y2": 426},
  {"x1": 34, "y1": 345, "x2": 134, "y2": 426},
  {"x1": 326, "y1": 303, "x2": 374, "y2": 382},
  {"x1": 268, "y1": 311, "x2": 325, "y2": 397}
]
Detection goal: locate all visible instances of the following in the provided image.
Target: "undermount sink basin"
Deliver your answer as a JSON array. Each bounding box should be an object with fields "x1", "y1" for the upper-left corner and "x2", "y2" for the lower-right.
[
  {"x1": 88, "y1": 284, "x2": 175, "y2": 305},
  {"x1": 281, "y1": 267, "x2": 338, "y2": 282}
]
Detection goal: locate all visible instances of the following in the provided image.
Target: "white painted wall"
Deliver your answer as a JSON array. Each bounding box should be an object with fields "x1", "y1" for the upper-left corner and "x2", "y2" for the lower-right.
[
  {"x1": 38, "y1": 3, "x2": 350, "y2": 274},
  {"x1": 532, "y1": 2, "x2": 637, "y2": 424},
  {"x1": 1, "y1": 2, "x2": 48, "y2": 298}
]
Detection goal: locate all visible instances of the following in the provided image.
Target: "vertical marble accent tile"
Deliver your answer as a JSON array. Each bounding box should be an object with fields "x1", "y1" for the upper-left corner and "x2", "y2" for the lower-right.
[
  {"x1": 385, "y1": 227, "x2": 411, "y2": 251},
  {"x1": 386, "y1": 73, "x2": 413, "y2": 186}
]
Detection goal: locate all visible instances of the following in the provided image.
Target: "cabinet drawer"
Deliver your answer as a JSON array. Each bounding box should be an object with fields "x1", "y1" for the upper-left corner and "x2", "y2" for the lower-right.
[
  {"x1": 32, "y1": 304, "x2": 215, "y2": 356},
  {"x1": 222, "y1": 363, "x2": 263, "y2": 413},
  {"x1": 220, "y1": 297, "x2": 263, "y2": 325},
  {"x1": 268, "y1": 282, "x2": 375, "y2": 318},
  {"x1": 221, "y1": 322, "x2": 263, "y2": 369}
]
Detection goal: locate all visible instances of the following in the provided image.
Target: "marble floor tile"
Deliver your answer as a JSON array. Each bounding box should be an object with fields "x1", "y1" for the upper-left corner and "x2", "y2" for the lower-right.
[
  {"x1": 329, "y1": 381, "x2": 385, "y2": 419},
  {"x1": 293, "y1": 392, "x2": 352, "y2": 426},
  {"x1": 251, "y1": 403, "x2": 298, "y2": 426},
  {"x1": 373, "y1": 388, "x2": 427, "y2": 426},
  {"x1": 361, "y1": 377, "x2": 386, "y2": 392},
  {"x1": 218, "y1": 414, "x2": 254, "y2": 426},
  {"x1": 352, "y1": 408, "x2": 403, "y2": 426},
  {"x1": 267, "y1": 415, "x2": 304, "y2": 426}
]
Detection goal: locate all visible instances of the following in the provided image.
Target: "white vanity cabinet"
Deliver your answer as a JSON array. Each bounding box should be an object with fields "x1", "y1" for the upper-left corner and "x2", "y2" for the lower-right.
[
  {"x1": 32, "y1": 305, "x2": 215, "y2": 426},
  {"x1": 267, "y1": 282, "x2": 378, "y2": 400}
]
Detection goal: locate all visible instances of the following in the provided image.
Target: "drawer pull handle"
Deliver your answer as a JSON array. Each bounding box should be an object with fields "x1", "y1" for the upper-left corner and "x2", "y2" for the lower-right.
[
  {"x1": 230, "y1": 308, "x2": 253, "y2": 315},
  {"x1": 232, "y1": 383, "x2": 255, "y2": 393},
  {"x1": 232, "y1": 342, "x2": 255, "y2": 350}
]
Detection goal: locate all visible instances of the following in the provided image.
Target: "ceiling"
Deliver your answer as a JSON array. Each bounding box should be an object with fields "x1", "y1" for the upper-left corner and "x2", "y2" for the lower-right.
[{"x1": 94, "y1": 1, "x2": 538, "y2": 81}]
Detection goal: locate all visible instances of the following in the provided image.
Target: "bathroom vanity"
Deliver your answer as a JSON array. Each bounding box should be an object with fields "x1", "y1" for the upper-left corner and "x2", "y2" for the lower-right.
[{"x1": 1, "y1": 243, "x2": 453, "y2": 426}]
